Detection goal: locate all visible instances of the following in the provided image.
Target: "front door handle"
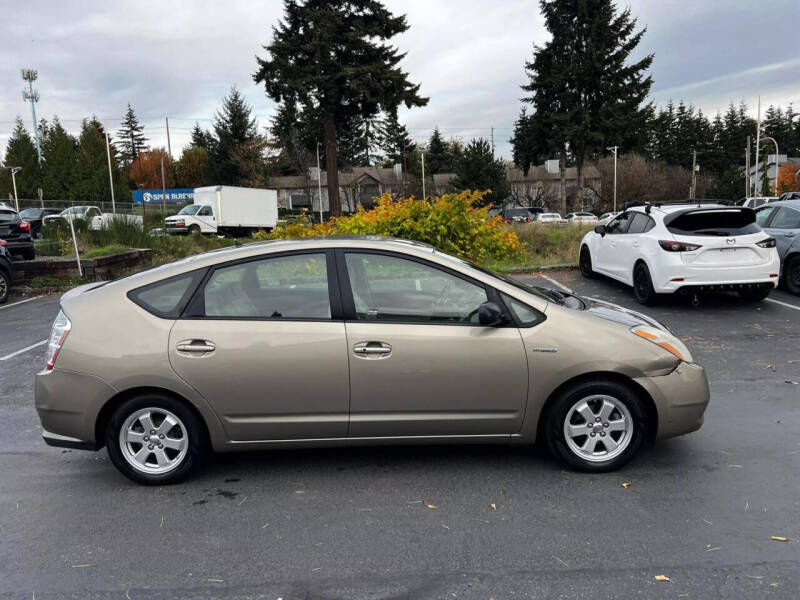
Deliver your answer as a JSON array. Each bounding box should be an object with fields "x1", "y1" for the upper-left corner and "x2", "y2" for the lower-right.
[
  {"x1": 177, "y1": 340, "x2": 216, "y2": 353},
  {"x1": 353, "y1": 342, "x2": 392, "y2": 358}
]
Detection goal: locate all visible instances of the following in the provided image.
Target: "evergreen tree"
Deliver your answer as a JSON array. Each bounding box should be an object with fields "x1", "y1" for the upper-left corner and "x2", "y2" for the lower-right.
[
  {"x1": 116, "y1": 104, "x2": 149, "y2": 164},
  {"x1": 450, "y1": 138, "x2": 510, "y2": 206},
  {"x1": 74, "y1": 118, "x2": 128, "y2": 204},
  {"x1": 190, "y1": 122, "x2": 214, "y2": 152},
  {"x1": 254, "y1": 0, "x2": 428, "y2": 216},
  {"x1": 0, "y1": 117, "x2": 41, "y2": 200},
  {"x1": 425, "y1": 128, "x2": 448, "y2": 174},
  {"x1": 40, "y1": 118, "x2": 78, "y2": 200},
  {"x1": 209, "y1": 86, "x2": 260, "y2": 185},
  {"x1": 379, "y1": 110, "x2": 415, "y2": 170}
]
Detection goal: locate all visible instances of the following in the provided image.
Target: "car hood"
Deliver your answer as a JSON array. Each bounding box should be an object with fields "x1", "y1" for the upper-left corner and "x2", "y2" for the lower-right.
[{"x1": 579, "y1": 296, "x2": 670, "y2": 332}]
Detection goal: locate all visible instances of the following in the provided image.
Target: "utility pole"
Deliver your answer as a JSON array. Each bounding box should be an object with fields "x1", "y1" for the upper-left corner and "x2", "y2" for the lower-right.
[
  {"x1": 165, "y1": 117, "x2": 173, "y2": 159},
  {"x1": 160, "y1": 154, "x2": 167, "y2": 217},
  {"x1": 754, "y1": 96, "x2": 761, "y2": 195},
  {"x1": 762, "y1": 136, "x2": 779, "y2": 195},
  {"x1": 421, "y1": 152, "x2": 426, "y2": 199},
  {"x1": 316, "y1": 142, "x2": 324, "y2": 223},
  {"x1": 490, "y1": 127, "x2": 495, "y2": 157},
  {"x1": 2, "y1": 167, "x2": 22, "y2": 211},
  {"x1": 104, "y1": 122, "x2": 116, "y2": 214},
  {"x1": 21, "y1": 69, "x2": 42, "y2": 164},
  {"x1": 606, "y1": 146, "x2": 618, "y2": 212},
  {"x1": 690, "y1": 149, "x2": 697, "y2": 200},
  {"x1": 745, "y1": 136, "x2": 751, "y2": 197}
]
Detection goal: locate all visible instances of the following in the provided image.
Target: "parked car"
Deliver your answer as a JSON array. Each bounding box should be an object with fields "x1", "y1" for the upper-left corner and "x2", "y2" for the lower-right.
[
  {"x1": 0, "y1": 241, "x2": 13, "y2": 303},
  {"x1": 164, "y1": 186, "x2": 278, "y2": 236},
  {"x1": 579, "y1": 202, "x2": 780, "y2": 305},
  {"x1": 43, "y1": 206, "x2": 143, "y2": 231},
  {"x1": 536, "y1": 213, "x2": 566, "y2": 224},
  {"x1": 777, "y1": 192, "x2": 800, "y2": 202},
  {"x1": 566, "y1": 212, "x2": 599, "y2": 225},
  {"x1": 0, "y1": 204, "x2": 35, "y2": 260},
  {"x1": 18, "y1": 207, "x2": 62, "y2": 238},
  {"x1": 36, "y1": 237, "x2": 708, "y2": 484},
  {"x1": 755, "y1": 199, "x2": 800, "y2": 295},
  {"x1": 599, "y1": 212, "x2": 620, "y2": 224},
  {"x1": 738, "y1": 197, "x2": 778, "y2": 209},
  {"x1": 499, "y1": 207, "x2": 543, "y2": 223}
]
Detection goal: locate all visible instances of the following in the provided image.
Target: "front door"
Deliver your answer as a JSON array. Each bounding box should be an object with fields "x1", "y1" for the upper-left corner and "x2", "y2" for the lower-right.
[
  {"x1": 338, "y1": 250, "x2": 528, "y2": 438},
  {"x1": 169, "y1": 251, "x2": 349, "y2": 441},
  {"x1": 597, "y1": 212, "x2": 634, "y2": 278}
]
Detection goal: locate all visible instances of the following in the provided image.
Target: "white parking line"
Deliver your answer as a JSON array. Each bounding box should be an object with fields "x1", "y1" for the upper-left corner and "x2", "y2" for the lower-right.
[
  {"x1": 539, "y1": 274, "x2": 573, "y2": 294},
  {"x1": 0, "y1": 339, "x2": 47, "y2": 362},
  {"x1": 0, "y1": 295, "x2": 44, "y2": 310},
  {"x1": 765, "y1": 298, "x2": 800, "y2": 312}
]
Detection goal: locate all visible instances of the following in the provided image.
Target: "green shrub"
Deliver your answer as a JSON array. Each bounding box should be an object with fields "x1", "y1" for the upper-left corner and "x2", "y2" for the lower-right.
[
  {"x1": 82, "y1": 244, "x2": 128, "y2": 259},
  {"x1": 30, "y1": 275, "x2": 88, "y2": 289}
]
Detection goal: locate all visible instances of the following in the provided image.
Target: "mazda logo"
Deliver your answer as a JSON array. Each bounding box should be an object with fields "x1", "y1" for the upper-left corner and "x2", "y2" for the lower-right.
[{"x1": 726, "y1": 238, "x2": 736, "y2": 245}]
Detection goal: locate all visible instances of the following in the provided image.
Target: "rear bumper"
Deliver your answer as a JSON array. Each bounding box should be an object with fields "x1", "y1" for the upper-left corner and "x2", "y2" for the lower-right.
[
  {"x1": 634, "y1": 362, "x2": 710, "y2": 440},
  {"x1": 3, "y1": 238, "x2": 33, "y2": 253},
  {"x1": 653, "y1": 254, "x2": 780, "y2": 293}
]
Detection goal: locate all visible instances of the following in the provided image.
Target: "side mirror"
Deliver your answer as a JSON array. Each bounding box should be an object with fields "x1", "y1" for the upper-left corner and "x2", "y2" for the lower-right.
[
  {"x1": 594, "y1": 224, "x2": 606, "y2": 236},
  {"x1": 478, "y1": 301, "x2": 505, "y2": 327}
]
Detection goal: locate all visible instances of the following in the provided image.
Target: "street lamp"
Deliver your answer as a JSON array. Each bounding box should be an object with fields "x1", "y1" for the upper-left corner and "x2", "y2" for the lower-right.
[
  {"x1": 21, "y1": 69, "x2": 43, "y2": 164},
  {"x1": 606, "y1": 146, "x2": 618, "y2": 212},
  {"x1": 761, "y1": 136, "x2": 779, "y2": 196},
  {"x1": 420, "y1": 152, "x2": 426, "y2": 199},
  {"x1": 316, "y1": 142, "x2": 324, "y2": 223},
  {"x1": 1, "y1": 166, "x2": 22, "y2": 211}
]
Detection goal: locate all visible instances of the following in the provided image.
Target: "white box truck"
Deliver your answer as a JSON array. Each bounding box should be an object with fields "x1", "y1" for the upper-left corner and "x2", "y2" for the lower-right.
[{"x1": 164, "y1": 186, "x2": 278, "y2": 237}]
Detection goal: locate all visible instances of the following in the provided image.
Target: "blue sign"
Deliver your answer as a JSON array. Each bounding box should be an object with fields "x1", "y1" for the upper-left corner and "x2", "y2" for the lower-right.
[{"x1": 132, "y1": 188, "x2": 194, "y2": 204}]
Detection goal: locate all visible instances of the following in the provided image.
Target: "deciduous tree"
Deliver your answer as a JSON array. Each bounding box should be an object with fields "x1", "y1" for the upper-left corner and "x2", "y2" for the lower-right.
[{"x1": 128, "y1": 149, "x2": 174, "y2": 189}]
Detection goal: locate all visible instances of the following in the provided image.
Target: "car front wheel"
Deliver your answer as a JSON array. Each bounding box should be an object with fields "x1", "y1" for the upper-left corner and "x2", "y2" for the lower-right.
[
  {"x1": 105, "y1": 394, "x2": 207, "y2": 485},
  {"x1": 579, "y1": 246, "x2": 594, "y2": 278},
  {"x1": 545, "y1": 380, "x2": 646, "y2": 472}
]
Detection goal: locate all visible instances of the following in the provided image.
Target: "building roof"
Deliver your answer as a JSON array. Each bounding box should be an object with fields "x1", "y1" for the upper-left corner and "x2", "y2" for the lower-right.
[{"x1": 269, "y1": 167, "x2": 410, "y2": 190}]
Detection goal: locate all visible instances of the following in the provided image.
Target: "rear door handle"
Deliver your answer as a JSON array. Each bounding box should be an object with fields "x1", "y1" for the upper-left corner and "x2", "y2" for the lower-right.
[
  {"x1": 353, "y1": 342, "x2": 392, "y2": 358},
  {"x1": 176, "y1": 340, "x2": 216, "y2": 353}
]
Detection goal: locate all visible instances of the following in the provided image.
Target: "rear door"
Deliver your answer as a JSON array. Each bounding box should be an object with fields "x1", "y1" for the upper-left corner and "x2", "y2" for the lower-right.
[
  {"x1": 168, "y1": 250, "x2": 350, "y2": 441},
  {"x1": 338, "y1": 249, "x2": 528, "y2": 438}
]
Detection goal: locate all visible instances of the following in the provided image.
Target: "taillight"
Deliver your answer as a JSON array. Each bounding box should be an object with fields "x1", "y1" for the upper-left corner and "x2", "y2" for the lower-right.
[
  {"x1": 45, "y1": 310, "x2": 71, "y2": 371},
  {"x1": 0, "y1": 239, "x2": 6, "y2": 246},
  {"x1": 756, "y1": 238, "x2": 776, "y2": 248},
  {"x1": 20, "y1": 220, "x2": 30, "y2": 231},
  {"x1": 658, "y1": 240, "x2": 702, "y2": 252}
]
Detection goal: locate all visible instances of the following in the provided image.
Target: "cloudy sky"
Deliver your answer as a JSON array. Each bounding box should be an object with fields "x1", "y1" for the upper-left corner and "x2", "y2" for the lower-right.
[{"x1": 2, "y1": 0, "x2": 799, "y2": 161}]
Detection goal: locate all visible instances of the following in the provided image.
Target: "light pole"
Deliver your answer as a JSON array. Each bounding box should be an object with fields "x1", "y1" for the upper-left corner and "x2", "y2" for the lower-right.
[
  {"x1": 761, "y1": 136, "x2": 779, "y2": 195},
  {"x1": 421, "y1": 152, "x2": 426, "y2": 199},
  {"x1": 1, "y1": 167, "x2": 22, "y2": 211},
  {"x1": 104, "y1": 122, "x2": 116, "y2": 214},
  {"x1": 316, "y1": 142, "x2": 324, "y2": 222},
  {"x1": 21, "y1": 69, "x2": 42, "y2": 164},
  {"x1": 606, "y1": 146, "x2": 618, "y2": 212}
]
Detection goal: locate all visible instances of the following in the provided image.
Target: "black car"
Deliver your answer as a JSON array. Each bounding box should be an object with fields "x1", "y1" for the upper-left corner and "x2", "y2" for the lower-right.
[
  {"x1": 0, "y1": 241, "x2": 13, "y2": 304},
  {"x1": 0, "y1": 205, "x2": 35, "y2": 260},
  {"x1": 500, "y1": 206, "x2": 544, "y2": 223},
  {"x1": 18, "y1": 207, "x2": 62, "y2": 238}
]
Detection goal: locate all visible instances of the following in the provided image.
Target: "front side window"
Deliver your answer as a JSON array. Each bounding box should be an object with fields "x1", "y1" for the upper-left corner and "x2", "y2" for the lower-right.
[
  {"x1": 345, "y1": 253, "x2": 487, "y2": 323},
  {"x1": 203, "y1": 253, "x2": 330, "y2": 319},
  {"x1": 607, "y1": 212, "x2": 633, "y2": 234},
  {"x1": 198, "y1": 206, "x2": 213, "y2": 216},
  {"x1": 769, "y1": 207, "x2": 800, "y2": 230},
  {"x1": 755, "y1": 207, "x2": 775, "y2": 227}
]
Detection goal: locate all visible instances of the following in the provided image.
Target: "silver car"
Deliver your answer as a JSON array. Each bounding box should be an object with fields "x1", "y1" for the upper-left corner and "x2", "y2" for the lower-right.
[
  {"x1": 36, "y1": 237, "x2": 709, "y2": 484},
  {"x1": 755, "y1": 199, "x2": 800, "y2": 295}
]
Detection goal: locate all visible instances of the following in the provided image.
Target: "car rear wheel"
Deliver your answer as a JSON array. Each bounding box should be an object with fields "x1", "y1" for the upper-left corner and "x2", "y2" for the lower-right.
[
  {"x1": 545, "y1": 380, "x2": 646, "y2": 472},
  {"x1": 0, "y1": 270, "x2": 9, "y2": 304},
  {"x1": 105, "y1": 394, "x2": 207, "y2": 485},
  {"x1": 785, "y1": 255, "x2": 800, "y2": 296},
  {"x1": 738, "y1": 287, "x2": 771, "y2": 302},
  {"x1": 579, "y1": 246, "x2": 594, "y2": 278},
  {"x1": 633, "y1": 263, "x2": 657, "y2": 305}
]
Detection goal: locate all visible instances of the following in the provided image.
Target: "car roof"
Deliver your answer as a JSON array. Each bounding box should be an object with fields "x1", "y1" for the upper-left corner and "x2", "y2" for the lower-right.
[{"x1": 769, "y1": 199, "x2": 800, "y2": 210}]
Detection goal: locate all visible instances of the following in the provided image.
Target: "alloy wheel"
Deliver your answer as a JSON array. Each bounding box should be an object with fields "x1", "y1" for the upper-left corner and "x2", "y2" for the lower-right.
[
  {"x1": 563, "y1": 394, "x2": 633, "y2": 462},
  {"x1": 119, "y1": 407, "x2": 189, "y2": 475}
]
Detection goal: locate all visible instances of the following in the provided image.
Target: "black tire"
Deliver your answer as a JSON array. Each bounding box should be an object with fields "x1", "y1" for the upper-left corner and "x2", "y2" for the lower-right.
[
  {"x1": 21, "y1": 247, "x2": 35, "y2": 261},
  {"x1": 0, "y1": 269, "x2": 10, "y2": 304},
  {"x1": 785, "y1": 255, "x2": 800, "y2": 296},
  {"x1": 738, "y1": 287, "x2": 771, "y2": 302},
  {"x1": 579, "y1": 246, "x2": 594, "y2": 278},
  {"x1": 188, "y1": 224, "x2": 201, "y2": 235},
  {"x1": 633, "y1": 263, "x2": 657, "y2": 305},
  {"x1": 545, "y1": 379, "x2": 647, "y2": 472},
  {"x1": 105, "y1": 393, "x2": 208, "y2": 485}
]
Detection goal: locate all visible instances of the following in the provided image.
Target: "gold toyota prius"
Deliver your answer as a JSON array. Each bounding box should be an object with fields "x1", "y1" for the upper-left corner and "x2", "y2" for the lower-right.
[{"x1": 35, "y1": 237, "x2": 709, "y2": 484}]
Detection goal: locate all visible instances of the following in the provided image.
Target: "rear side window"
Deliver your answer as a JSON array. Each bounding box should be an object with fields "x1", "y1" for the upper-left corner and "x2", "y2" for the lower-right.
[
  {"x1": 666, "y1": 209, "x2": 760, "y2": 236},
  {"x1": 128, "y1": 271, "x2": 204, "y2": 318},
  {"x1": 755, "y1": 207, "x2": 776, "y2": 227},
  {"x1": 769, "y1": 207, "x2": 800, "y2": 229},
  {"x1": 627, "y1": 213, "x2": 655, "y2": 234},
  {"x1": 0, "y1": 210, "x2": 17, "y2": 222}
]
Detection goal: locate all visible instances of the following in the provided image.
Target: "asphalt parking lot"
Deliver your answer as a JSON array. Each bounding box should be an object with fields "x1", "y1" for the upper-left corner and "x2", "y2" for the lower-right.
[{"x1": 1, "y1": 274, "x2": 799, "y2": 599}]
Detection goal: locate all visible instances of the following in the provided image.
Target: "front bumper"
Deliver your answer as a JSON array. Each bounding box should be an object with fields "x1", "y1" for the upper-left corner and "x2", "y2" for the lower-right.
[
  {"x1": 165, "y1": 225, "x2": 189, "y2": 234},
  {"x1": 634, "y1": 361, "x2": 710, "y2": 440}
]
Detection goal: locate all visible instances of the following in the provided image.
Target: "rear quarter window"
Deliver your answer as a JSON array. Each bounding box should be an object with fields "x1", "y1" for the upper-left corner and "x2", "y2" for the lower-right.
[
  {"x1": 666, "y1": 209, "x2": 760, "y2": 236},
  {"x1": 128, "y1": 270, "x2": 205, "y2": 318}
]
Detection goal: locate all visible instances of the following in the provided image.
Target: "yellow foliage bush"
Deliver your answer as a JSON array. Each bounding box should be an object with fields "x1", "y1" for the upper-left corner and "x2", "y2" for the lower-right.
[{"x1": 256, "y1": 191, "x2": 525, "y2": 264}]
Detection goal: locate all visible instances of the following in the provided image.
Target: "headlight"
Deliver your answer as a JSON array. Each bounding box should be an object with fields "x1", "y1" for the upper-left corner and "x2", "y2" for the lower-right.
[{"x1": 631, "y1": 325, "x2": 692, "y2": 363}]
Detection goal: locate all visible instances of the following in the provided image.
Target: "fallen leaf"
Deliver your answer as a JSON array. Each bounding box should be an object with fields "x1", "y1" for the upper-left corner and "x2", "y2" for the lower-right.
[
  {"x1": 621, "y1": 482, "x2": 631, "y2": 489},
  {"x1": 490, "y1": 503, "x2": 497, "y2": 511},
  {"x1": 654, "y1": 574, "x2": 670, "y2": 582},
  {"x1": 765, "y1": 364, "x2": 776, "y2": 371},
  {"x1": 771, "y1": 536, "x2": 788, "y2": 542},
  {"x1": 424, "y1": 500, "x2": 437, "y2": 509}
]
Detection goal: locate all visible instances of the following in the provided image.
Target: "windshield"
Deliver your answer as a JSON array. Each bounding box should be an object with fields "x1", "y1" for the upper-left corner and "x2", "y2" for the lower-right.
[
  {"x1": 178, "y1": 205, "x2": 202, "y2": 215},
  {"x1": 19, "y1": 209, "x2": 41, "y2": 219}
]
